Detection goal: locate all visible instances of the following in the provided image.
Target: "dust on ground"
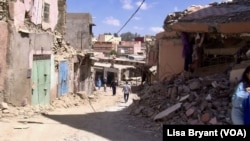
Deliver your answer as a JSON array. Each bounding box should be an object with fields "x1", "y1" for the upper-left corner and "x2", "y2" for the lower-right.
[{"x1": 0, "y1": 86, "x2": 162, "y2": 141}]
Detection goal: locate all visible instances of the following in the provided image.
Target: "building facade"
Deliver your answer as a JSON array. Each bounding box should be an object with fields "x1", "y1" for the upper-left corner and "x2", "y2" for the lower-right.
[
  {"x1": 0, "y1": 0, "x2": 63, "y2": 106},
  {"x1": 117, "y1": 41, "x2": 142, "y2": 56},
  {"x1": 65, "y1": 13, "x2": 95, "y2": 51},
  {"x1": 92, "y1": 41, "x2": 116, "y2": 57}
]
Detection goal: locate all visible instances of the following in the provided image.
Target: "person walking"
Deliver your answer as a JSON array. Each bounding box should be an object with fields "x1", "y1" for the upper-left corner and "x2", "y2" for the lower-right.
[
  {"x1": 122, "y1": 81, "x2": 131, "y2": 103},
  {"x1": 110, "y1": 79, "x2": 117, "y2": 96},
  {"x1": 231, "y1": 65, "x2": 250, "y2": 125},
  {"x1": 97, "y1": 77, "x2": 102, "y2": 90},
  {"x1": 103, "y1": 77, "x2": 107, "y2": 92}
]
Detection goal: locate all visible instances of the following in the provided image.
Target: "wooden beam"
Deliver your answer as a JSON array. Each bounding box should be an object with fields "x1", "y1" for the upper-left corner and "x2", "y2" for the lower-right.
[
  {"x1": 217, "y1": 22, "x2": 250, "y2": 34},
  {"x1": 170, "y1": 23, "x2": 210, "y2": 32}
]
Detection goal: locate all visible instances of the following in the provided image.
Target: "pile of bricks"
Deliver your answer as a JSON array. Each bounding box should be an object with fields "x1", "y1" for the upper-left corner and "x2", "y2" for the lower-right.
[{"x1": 129, "y1": 72, "x2": 235, "y2": 125}]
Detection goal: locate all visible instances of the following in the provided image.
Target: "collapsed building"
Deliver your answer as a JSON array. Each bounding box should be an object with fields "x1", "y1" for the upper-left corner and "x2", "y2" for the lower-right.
[
  {"x1": 128, "y1": 0, "x2": 250, "y2": 127},
  {"x1": 148, "y1": 0, "x2": 250, "y2": 82}
]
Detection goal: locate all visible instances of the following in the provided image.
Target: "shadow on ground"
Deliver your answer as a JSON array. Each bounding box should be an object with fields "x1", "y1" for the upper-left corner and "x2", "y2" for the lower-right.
[
  {"x1": 42, "y1": 107, "x2": 161, "y2": 141},
  {"x1": 42, "y1": 85, "x2": 161, "y2": 141}
]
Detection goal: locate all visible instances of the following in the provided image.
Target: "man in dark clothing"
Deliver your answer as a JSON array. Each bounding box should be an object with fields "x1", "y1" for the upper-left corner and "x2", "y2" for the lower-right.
[{"x1": 110, "y1": 80, "x2": 117, "y2": 96}]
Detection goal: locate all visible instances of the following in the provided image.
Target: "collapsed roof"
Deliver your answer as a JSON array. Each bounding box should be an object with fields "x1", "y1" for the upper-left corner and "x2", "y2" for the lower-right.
[{"x1": 164, "y1": 1, "x2": 250, "y2": 33}]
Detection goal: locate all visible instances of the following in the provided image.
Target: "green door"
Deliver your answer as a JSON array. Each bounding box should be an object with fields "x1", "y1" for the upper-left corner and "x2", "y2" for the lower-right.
[{"x1": 32, "y1": 57, "x2": 51, "y2": 105}]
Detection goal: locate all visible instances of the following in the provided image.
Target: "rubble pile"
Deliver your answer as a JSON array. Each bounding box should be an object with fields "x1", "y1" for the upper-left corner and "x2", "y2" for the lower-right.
[
  {"x1": 129, "y1": 72, "x2": 235, "y2": 125},
  {"x1": 53, "y1": 31, "x2": 77, "y2": 59},
  {"x1": 0, "y1": 92, "x2": 97, "y2": 119},
  {"x1": 50, "y1": 92, "x2": 88, "y2": 109}
]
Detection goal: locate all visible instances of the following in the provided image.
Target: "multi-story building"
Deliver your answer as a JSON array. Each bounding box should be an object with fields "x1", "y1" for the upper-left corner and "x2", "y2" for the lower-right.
[
  {"x1": 117, "y1": 41, "x2": 142, "y2": 56},
  {"x1": 97, "y1": 34, "x2": 121, "y2": 45},
  {"x1": 0, "y1": 0, "x2": 66, "y2": 106},
  {"x1": 0, "y1": 0, "x2": 94, "y2": 106},
  {"x1": 65, "y1": 13, "x2": 95, "y2": 51},
  {"x1": 92, "y1": 41, "x2": 116, "y2": 57},
  {"x1": 92, "y1": 34, "x2": 122, "y2": 57}
]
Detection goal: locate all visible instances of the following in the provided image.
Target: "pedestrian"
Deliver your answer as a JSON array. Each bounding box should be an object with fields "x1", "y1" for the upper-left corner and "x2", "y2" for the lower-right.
[
  {"x1": 103, "y1": 77, "x2": 107, "y2": 92},
  {"x1": 231, "y1": 65, "x2": 250, "y2": 125},
  {"x1": 97, "y1": 77, "x2": 102, "y2": 90},
  {"x1": 110, "y1": 79, "x2": 117, "y2": 96},
  {"x1": 122, "y1": 81, "x2": 131, "y2": 103}
]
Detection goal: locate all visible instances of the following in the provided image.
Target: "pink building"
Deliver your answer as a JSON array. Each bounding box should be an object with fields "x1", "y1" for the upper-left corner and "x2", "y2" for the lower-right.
[
  {"x1": 92, "y1": 41, "x2": 116, "y2": 56},
  {"x1": 117, "y1": 41, "x2": 142, "y2": 56}
]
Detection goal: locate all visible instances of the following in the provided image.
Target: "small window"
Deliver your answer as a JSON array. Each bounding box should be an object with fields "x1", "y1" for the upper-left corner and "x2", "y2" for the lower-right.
[{"x1": 43, "y1": 3, "x2": 50, "y2": 22}]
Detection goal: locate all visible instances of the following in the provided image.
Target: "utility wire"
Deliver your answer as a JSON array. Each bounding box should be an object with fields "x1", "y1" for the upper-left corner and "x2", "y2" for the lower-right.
[
  {"x1": 116, "y1": 0, "x2": 145, "y2": 34},
  {"x1": 107, "y1": 0, "x2": 145, "y2": 41}
]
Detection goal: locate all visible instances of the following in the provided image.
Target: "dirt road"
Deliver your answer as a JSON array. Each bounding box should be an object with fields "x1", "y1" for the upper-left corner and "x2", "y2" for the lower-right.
[{"x1": 0, "y1": 87, "x2": 162, "y2": 141}]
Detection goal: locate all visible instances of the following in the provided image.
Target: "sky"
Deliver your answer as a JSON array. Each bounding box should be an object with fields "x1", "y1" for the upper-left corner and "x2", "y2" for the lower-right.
[{"x1": 67, "y1": 0, "x2": 225, "y2": 37}]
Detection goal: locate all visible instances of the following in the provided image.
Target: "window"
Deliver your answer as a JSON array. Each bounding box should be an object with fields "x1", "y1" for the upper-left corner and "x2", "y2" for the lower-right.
[{"x1": 43, "y1": 3, "x2": 50, "y2": 22}]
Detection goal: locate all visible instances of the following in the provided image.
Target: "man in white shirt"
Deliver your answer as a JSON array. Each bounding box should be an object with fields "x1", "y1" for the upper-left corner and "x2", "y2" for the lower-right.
[{"x1": 122, "y1": 81, "x2": 132, "y2": 103}]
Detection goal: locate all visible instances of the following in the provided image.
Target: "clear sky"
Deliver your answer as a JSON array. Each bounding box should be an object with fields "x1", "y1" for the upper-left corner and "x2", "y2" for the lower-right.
[{"x1": 67, "y1": 0, "x2": 224, "y2": 37}]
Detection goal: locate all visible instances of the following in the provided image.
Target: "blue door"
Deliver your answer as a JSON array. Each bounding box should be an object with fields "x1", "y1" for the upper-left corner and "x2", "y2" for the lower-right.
[{"x1": 58, "y1": 61, "x2": 68, "y2": 96}]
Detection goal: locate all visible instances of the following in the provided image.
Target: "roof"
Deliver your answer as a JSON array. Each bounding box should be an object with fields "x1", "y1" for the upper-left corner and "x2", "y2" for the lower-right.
[
  {"x1": 180, "y1": 4, "x2": 250, "y2": 23},
  {"x1": 94, "y1": 62, "x2": 135, "y2": 70},
  {"x1": 164, "y1": 1, "x2": 250, "y2": 33},
  {"x1": 96, "y1": 56, "x2": 145, "y2": 64}
]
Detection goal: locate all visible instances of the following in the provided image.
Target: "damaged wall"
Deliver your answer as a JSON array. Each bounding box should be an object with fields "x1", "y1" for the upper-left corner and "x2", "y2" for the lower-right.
[
  {"x1": 83, "y1": 56, "x2": 93, "y2": 95},
  {"x1": 5, "y1": 26, "x2": 54, "y2": 106},
  {"x1": 147, "y1": 46, "x2": 158, "y2": 66},
  {"x1": 2, "y1": 0, "x2": 73, "y2": 106},
  {"x1": 42, "y1": 0, "x2": 58, "y2": 31},
  {"x1": 8, "y1": 0, "x2": 25, "y2": 29},
  {"x1": 9, "y1": 0, "x2": 58, "y2": 31},
  {"x1": 74, "y1": 55, "x2": 93, "y2": 95},
  {"x1": 30, "y1": 0, "x2": 42, "y2": 25},
  {"x1": 158, "y1": 36, "x2": 184, "y2": 81},
  {"x1": 5, "y1": 25, "x2": 30, "y2": 106},
  {"x1": 55, "y1": 0, "x2": 66, "y2": 35},
  {"x1": 65, "y1": 13, "x2": 93, "y2": 51},
  {"x1": 0, "y1": 22, "x2": 8, "y2": 102}
]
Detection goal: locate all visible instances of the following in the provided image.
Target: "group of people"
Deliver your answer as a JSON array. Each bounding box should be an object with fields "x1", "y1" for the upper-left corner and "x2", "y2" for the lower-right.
[
  {"x1": 96, "y1": 76, "x2": 132, "y2": 103},
  {"x1": 109, "y1": 79, "x2": 132, "y2": 103}
]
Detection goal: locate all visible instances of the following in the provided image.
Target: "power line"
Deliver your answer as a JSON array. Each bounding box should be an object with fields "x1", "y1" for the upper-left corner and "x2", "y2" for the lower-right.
[
  {"x1": 107, "y1": 0, "x2": 145, "y2": 41},
  {"x1": 116, "y1": 0, "x2": 145, "y2": 34}
]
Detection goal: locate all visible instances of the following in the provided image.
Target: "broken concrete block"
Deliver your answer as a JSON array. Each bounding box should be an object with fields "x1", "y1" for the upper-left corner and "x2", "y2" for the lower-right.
[
  {"x1": 186, "y1": 107, "x2": 195, "y2": 117},
  {"x1": 201, "y1": 112, "x2": 210, "y2": 123},
  {"x1": 188, "y1": 80, "x2": 201, "y2": 90},
  {"x1": 209, "y1": 117, "x2": 217, "y2": 125},
  {"x1": 154, "y1": 103, "x2": 182, "y2": 121},
  {"x1": 0, "y1": 102, "x2": 8, "y2": 110},
  {"x1": 179, "y1": 94, "x2": 189, "y2": 102}
]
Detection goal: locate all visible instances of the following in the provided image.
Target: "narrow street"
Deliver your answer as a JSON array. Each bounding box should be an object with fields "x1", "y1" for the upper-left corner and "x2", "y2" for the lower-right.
[{"x1": 0, "y1": 86, "x2": 162, "y2": 141}]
